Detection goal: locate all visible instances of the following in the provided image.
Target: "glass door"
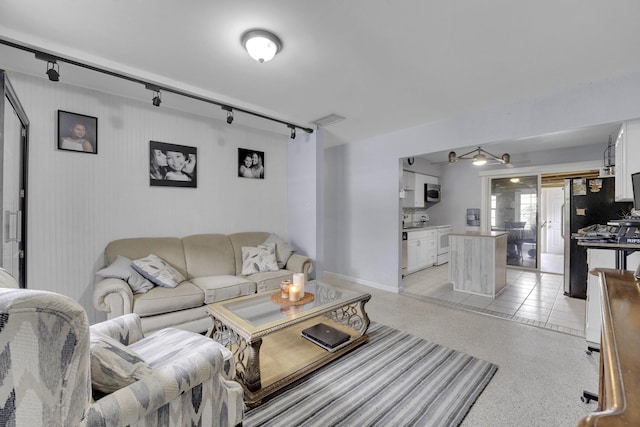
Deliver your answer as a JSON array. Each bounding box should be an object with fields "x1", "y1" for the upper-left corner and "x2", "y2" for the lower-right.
[
  {"x1": 1, "y1": 71, "x2": 29, "y2": 287},
  {"x1": 490, "y1": 175, "x2": 539, "y2": 268}
]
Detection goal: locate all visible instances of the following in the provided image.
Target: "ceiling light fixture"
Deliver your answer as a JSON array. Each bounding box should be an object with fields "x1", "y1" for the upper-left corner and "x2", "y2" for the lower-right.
[
  {"x1": 241, "y1": 29, "x2": 282, "y2": 63},
  {"x1": 472, "y1": 153, "x2": 487, "y2": 166},
  {"x1": 222, "y1": 106, "x2": 234, "y2": 124},
  {"x1": 289, "y1": 125, "x2": 296, "y2": 140},
  {"x1": 448, "y1": 147, "x2": 510, "y2": 167}
]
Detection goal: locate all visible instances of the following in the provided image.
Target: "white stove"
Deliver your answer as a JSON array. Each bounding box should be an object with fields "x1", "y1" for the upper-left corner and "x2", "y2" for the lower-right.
[{"x1": 435, "y1": 225, "x2": 452, "y2": 265}]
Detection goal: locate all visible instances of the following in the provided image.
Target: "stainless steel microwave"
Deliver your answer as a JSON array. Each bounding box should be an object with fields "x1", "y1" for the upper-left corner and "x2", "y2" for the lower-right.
[{"x1": 424, "y1": 184, "x2": 440, "y2": 203}]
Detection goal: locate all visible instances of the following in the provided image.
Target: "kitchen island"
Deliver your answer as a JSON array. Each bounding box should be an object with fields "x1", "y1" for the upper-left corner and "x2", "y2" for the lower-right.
[{"x1": 449, "y1": 231, "x2": 508, "y2": 298}]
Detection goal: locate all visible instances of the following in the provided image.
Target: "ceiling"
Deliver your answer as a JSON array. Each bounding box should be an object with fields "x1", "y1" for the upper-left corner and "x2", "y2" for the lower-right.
[{"x1": 1, "y1": 1, "x2": 640, "y2": 152}]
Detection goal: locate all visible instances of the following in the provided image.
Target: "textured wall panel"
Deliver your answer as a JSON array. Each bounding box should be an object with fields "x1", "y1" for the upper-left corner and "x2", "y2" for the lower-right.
[{"x1": 8, "y1": 72, "x2": 289, "y2": 323}]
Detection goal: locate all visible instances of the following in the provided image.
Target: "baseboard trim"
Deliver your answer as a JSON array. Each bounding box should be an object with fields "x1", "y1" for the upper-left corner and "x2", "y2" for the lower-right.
[{"x1": 321, "y1": 271, "x2": 400, "y2": 294}]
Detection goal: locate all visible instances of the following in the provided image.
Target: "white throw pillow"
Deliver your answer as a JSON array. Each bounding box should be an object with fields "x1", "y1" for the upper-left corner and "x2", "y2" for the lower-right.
[
  {"x1": 241, "y1": 243, "x2": 279, "y2": 275},
  {"x1": 132, "y1": 254, "x2": 185, "y2": 288},
  {"x1": 263, "y1": 234, "x2": 295, "y2": 269},
  {"x1": 90, "y1": 332, "x2": 152, "y2": 393}
]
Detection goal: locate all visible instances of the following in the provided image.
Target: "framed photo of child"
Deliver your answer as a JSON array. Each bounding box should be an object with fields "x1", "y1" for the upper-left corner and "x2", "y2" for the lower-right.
[
  {"x1": 238, "y1": 148, "x2": 265, "y2": 179},
  {"x1": 57, "y1": 110, "x2": 98, "y2": 154},
  {"x1": 149, "y1": 141, "x2": 197, "y2": 188}
]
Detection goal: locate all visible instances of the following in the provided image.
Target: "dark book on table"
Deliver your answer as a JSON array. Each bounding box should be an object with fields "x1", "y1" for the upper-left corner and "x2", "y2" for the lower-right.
[{"x1": 301, "y1": 323, "x2": 351, "y2": 351}]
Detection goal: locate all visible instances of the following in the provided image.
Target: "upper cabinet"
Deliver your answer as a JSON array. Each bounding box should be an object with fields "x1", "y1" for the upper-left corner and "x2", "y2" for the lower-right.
[
  {"x1": 402, "y1": 170, "x2": 438, "y2": 208},
  {"x1": 615, "y1": 119, "x2": 640, "y2": 202},
  {"x1": 403, "y1": 171, "x2": 415, "y2": 190}
]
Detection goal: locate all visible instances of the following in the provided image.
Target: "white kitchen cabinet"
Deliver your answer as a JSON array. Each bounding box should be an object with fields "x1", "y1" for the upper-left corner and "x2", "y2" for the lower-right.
[
  {"x1": 402, "y1": 171, "x2": 439, "y2": 208},
  {"x1": 585, "y1": 248, "x2": 640, "y2": 345},
  {"x1": 403, "y1": 170, "x2": 415, "y2": 190},
  {"x1": 406, "y1": 229, "x2": 437, "y2": 273},
  {"x1": 615, "y1": 119, "x2": 640, "y2": 202},
  {"x1": 414, "y1": 173, "x2": 425, "y2": 208}
]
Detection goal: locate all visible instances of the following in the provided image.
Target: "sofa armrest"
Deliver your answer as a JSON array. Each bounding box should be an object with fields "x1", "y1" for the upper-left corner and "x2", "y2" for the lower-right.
[
  {"x1": 285, "y1": 253, "x2": 313, "y2": 278},
  {"x1": 81, "y1": 343, "x2": 243, "y2": 427},
  {"x1": 93, "y1": 278, "x2": 133, "y2": 319},
  {"x1": 90, "y1": 313, "x2": 144, "y2": 345}
]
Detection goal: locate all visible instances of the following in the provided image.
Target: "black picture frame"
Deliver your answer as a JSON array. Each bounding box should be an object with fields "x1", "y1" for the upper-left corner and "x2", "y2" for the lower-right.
[
  {"x1": 238, "y1": 148, "x2": 265, "y2": 179},
  {"x1": 57, "y1": 110, "x2": 98, "y2": 154},
  {"x1": 149, "y1": 141, "x2": 197, "y2": 188}
]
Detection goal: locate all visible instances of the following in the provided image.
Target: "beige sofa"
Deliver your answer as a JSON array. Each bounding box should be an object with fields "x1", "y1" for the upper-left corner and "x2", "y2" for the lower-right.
[{"x1": 93, "y1": 232, "x2": 312, "y2": 334}]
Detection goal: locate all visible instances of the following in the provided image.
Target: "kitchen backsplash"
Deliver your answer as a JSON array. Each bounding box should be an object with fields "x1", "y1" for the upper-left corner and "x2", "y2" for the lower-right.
[{"x1": 403, "y1": 207, "x2": 430, "y2": 226}]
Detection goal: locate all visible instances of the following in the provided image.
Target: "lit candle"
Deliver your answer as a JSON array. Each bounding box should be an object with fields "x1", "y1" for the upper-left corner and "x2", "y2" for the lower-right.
[
  {"x1": 293, "y1": 273, "x2": 305, "y2": 296},
  {"x1": 289, "y1": 285, "x2": 300, "y2": 302},
  {"x1": 280, "y1": 280, "x2": 291, "y2": 299}
]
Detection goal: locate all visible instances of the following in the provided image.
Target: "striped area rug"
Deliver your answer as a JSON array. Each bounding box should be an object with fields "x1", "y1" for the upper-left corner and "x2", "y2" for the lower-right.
[{"x1": 244, "y1": 323, "x2": 498, "y2": 426}]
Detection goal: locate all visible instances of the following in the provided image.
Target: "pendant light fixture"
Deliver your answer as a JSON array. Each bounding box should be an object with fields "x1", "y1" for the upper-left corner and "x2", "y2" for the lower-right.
[
  {"x1": 241, "y1": 29, "x2": 282, "y2": 63},
  {"x1": 448, "y1": 147, "x2": 511, "y2": 167}
]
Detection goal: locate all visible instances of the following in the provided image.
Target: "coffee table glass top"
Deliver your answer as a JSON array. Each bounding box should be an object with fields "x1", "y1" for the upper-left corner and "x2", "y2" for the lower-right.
[{"x1": 219, "y1": 281, "x2": 365, "y2": 327}]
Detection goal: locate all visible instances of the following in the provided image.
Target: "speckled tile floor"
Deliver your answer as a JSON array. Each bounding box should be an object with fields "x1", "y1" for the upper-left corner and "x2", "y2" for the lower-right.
[{"x1": 402, "y1": 264, "x2": 586, "y2": 337}]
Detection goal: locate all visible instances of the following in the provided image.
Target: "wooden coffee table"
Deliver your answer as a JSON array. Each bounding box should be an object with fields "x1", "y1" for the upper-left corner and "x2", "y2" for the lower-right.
[{"x1": 205, "y1": 281, "x2": 371, "y2": 406}]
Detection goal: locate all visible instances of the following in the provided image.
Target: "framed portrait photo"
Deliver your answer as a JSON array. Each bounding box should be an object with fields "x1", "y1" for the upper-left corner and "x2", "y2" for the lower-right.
[
  {"x1": 149, "y1": 141, "x2": 197, "y2": 188},
  {"x1": 238, "y1": 148, "x2": 265, "y2": 179},
  {"x1": 57, "y1": 110, "x2": 98, "y2": 154}
]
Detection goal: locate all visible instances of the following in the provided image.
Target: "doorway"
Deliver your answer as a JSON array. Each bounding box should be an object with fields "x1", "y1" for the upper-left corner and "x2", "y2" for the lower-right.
[
  {"x1": 540, "y1": 187, "x2": 564, "y2": 274},
  {"x1": 1, "y1": 71, "x2": 29, "y2": 287}
]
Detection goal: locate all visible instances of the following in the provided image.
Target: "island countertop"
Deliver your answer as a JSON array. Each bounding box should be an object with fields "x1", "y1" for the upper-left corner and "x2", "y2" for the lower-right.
[{"x1": 449, "y1": 230, "x2": 507, "y2": 238}]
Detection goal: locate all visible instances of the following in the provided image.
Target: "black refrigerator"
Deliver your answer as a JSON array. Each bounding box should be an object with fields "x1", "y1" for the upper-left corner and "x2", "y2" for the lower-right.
[{"x1": 563, "y1": 176, "x2": 632, "y2": 298}]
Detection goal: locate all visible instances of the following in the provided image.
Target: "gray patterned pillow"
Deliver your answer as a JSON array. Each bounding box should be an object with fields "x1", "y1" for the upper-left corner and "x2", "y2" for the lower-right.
[
  {"x1": 90, "y1": 332, "x2": 152, "y2": 393},
  {"x1": 263, "y1": 234, "x2": 296, "y2": 268},
  {"x1": 241, "y1": 243, "x2": 279, "y2": 275},
  {"x1": 132, "y1": 254, "x2": 185, "y2": 288},
  {"x1": 96, "y1": 255, "x2": 133, "y2": 280},
  {"x1": 96, "y1": 255, "x2": 155, "y2": 294}
]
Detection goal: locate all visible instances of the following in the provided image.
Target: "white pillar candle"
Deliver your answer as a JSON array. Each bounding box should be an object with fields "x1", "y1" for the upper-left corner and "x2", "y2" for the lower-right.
[
  {"x1": 293, "y1": 273, "x2": 305, "y2": 296},
  {"x1": 289, "y1": 285, "x2": 300, "y2": 302}
]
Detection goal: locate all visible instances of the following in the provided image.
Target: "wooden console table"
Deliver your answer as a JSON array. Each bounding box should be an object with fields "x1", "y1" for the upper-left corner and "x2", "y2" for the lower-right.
[{"x1": 579, "y1": 269, "x2": 640, "y2": 426}]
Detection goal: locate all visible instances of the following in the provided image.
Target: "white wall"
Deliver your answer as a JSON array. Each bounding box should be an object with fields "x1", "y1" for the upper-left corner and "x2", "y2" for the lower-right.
[
  {"x1": 324, "y1": 70, "x2": 640, "y2": 292},
  {"x1": 9, "y1": 71, "x2": 311, "y2": 323}
]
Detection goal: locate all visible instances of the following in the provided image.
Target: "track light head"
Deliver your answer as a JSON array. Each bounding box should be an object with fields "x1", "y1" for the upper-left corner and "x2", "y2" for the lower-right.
[
  {"x1": 46, "y1": 61, "x2": 59, "y2": 81},
  {"x1": 222, "y1": 106, "x2": 234, "y2": 124},
  {"x1": 289, "y1": 126, "x2": 296, "y2": 140},
  {"x1": 152, "y1": 91, "x2": 161, "y2": 107}
]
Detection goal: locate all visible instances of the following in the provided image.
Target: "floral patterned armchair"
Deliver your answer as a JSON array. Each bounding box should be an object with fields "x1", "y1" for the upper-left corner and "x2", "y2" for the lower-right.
[{"x1": 0, "y1": 279, "x2": 243, "y2": 426}]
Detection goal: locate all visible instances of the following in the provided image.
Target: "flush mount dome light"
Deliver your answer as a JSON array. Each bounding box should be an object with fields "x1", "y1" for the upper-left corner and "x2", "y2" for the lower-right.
[{"x1": 241, "y1": 29, "x2": 282, "y2": 63}]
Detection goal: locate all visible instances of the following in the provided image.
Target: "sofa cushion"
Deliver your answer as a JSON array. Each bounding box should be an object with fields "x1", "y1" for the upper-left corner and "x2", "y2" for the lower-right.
[
  {"x1": 132, "y1": 281, "x2": 204, "y2": 317},
  {"x1": 246, "y1": 269, "x2": 295, "y2": 293},
  {"x1": 241, "y1": 243, "x2": 279, "y2": 275},
  {"x1": 190, "y1": 275, "x2": 256, "y2": 304},
  {"x1": 181, "y1": 234, "x2": 236, "y2": 279},
  {"x1": 263, "y1": 234, "x2": 295, "y2": 268},
  {"x1": 133, "y1": 254, "x2": 185, "y2": 288},
  {"x1": 90, "y1": 331, "x2": 152, "y2": 393},
  {"x1": 131, "y1": 327, "x2": 236, "y2": 380}
]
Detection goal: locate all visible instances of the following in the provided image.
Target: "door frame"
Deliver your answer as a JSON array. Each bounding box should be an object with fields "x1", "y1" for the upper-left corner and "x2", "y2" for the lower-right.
[
  {"x1": 478, "y1": 160, "x2": 602, "y2": 272},
  {"x1": 1, "y1": 70, "x2": 30, "y2": 287}
]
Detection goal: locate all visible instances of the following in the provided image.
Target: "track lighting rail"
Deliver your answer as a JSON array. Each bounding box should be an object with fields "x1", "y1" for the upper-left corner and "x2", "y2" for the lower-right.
[{"x1": 1, "y1": 39, "x2": 314, "y2": 135}]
